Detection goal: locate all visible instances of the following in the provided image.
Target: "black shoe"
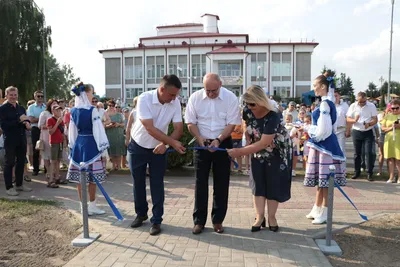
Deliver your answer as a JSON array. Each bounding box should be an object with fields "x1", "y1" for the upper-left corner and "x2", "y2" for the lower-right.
[
  {"x1": 32, "y1": 171, "x2": 39, "y2": 176},
  {"x1": 251, "y1": 217, "x2": 266, "y2": 232},
  {"x1": 351, "y1": 173, "x2": 360, "y2": 179},
  {"x1": 130, "y1": 215, "x2": 148, "y2": 228},
  {"x1": 268, "y1": 218, "x2": 279, "y2": 232},
  {"x1": 150, "y1": 224, "x2": 161, "y2": 235},
  {"x1": 367, "y1": 174, "x2": 374, "y2": 182}
]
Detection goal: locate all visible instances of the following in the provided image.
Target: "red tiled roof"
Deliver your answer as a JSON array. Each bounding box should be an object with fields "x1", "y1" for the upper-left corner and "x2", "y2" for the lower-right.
[
  {"x1": 201, "y1": 13, "x2": 220, "y2": 20},
  {"x1": 140, "y1": 32, "x2": 248, "y2": 41},
  {"x1": 207, "y1": 46, "x2": 248, "y2": 54},
  {"x1": 156, "y1": 23, "x2": 203, "y2": 29}
]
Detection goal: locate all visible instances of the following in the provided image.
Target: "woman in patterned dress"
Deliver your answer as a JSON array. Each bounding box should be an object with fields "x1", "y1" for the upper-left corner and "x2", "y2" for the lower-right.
[
  {"x1": 303, "y1": 72, "x2": 346, "y2": 224},
  {"x1": 67, "y1": 82, "x2": 109, "y2": 215},
  {"x1": 228, "y1": 85, "x2": 292, "y2": 232}
]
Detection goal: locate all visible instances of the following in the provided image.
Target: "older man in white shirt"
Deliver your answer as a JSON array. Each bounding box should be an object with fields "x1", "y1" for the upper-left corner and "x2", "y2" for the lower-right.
[
  {"x1": 185, "y1": 73, "x2": 241, "y2": 235},
  {"x1": 346, "y1": 91, "x2": 378, "y2": 181},
  {"x1": 128, "y1": 75, "x2": 186, "y2": 236},
  {"x1": 334, "y1": 91, "x2": 349, "y2": 173}
]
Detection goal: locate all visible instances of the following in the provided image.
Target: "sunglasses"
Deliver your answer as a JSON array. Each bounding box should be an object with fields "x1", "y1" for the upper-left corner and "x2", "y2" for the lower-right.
[
  {"x1": 36, "y1": 95, "x2": 44, "y2": 98},
  {"x1": 245, "y1": 102, "x2": 256, "y2": 107},
  {"x1": 92, "y1": 100, "x2": 98, "y2": 103},
  {"x1": 392, "y1": 107, "x2": 400, "y2": 111}
]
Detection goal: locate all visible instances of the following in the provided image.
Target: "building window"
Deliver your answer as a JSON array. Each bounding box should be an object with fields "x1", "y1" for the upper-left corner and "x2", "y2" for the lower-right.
[
  {"x1": 180, "y1": 87, "x2": 188, "y2": 98},
  {"x1": 271, "y1": 53, "x2": 291, "y2": 81},
  {"x1": 218, "y1": 62, "x2": 241, "y2": 77},
  {"x1": 273, "y1": 86, "x2": 291, "y2": 98},
  {"x1": 251, "y1": 53, "x2": 267, "y2": 84},
  {"x1": 191, "y1": 55, "x2": 206, "y2": 81},
  {"x1": 192, "y1": 87, "x2": 203, "y2": 93},
  {"x1": 134, "y1": 57, "x2": 143, "y2": 79},
  {"x1": 169, "y1": 55, "x2": 187, "y2": 78},
  {"x1": 126, "y1": 88, "x2": 143, "y2": 99},
  {"x1": 147, "y1": 56, "x2": 164, "y2": 84}
]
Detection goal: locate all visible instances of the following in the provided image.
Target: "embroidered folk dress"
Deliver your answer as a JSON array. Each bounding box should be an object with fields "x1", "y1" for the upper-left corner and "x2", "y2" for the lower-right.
[
  {"x1": 243, "y1": 107, "x2": 292, "y2": 203},
  {"x1": 66, "y1": 106, "x2": 109, "y2": 183},
  {"x1": 304, "y1": 96, "x2": 346, "y2": 188}
]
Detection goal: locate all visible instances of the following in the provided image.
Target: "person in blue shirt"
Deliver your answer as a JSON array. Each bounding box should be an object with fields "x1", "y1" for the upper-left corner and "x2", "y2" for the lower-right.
[{"x1": 26, "y1": 90, "x2": 46, "y2": 175}]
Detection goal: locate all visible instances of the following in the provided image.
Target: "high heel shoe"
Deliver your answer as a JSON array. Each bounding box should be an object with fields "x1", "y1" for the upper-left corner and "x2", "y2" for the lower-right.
[
  {"x1": 268, "y1": 219, "x2": 279, "y2": 232},
  {"x1": 251, "y1": 217, "x2": 266, "y2": 232}
]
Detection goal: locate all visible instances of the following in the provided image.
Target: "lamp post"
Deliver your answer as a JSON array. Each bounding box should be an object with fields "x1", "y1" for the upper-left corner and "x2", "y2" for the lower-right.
[
  {"x1": 388, "y1": 0, "x2": 395, "y2": 103},
  {"x1": 32, "y1": 0, "x2": 47, "y2": 102}
]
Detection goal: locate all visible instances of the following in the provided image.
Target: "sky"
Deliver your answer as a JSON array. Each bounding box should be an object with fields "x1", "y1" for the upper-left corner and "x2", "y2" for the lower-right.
[{"x1": 35, "y1": 0, "x2": 400, "y2": 96}]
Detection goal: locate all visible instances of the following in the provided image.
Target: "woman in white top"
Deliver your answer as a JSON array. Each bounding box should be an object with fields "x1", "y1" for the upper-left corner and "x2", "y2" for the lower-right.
[{"x1": 38, "y1": 99, "x2": 59, "y2": 179}]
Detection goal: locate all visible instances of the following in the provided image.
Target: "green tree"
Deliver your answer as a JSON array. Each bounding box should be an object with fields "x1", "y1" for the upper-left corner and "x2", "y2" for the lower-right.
[
  {"x1": 366, "y1": 82, "x2": 379, "y2": 98},
  {"x1": 44, "y1": 54, "x2": 79, "y2": 101},
  {"x1": 380, "y1": 81, "x2": 400, "y2": 96},
  {"x1": 0, "y1": 0, "x2": 52, "y2": 104}
]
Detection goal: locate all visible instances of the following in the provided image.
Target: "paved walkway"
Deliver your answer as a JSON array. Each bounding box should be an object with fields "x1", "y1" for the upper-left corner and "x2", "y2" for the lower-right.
[{"x1": 0, "y1": 142, "x2": 399, "y2": 267}]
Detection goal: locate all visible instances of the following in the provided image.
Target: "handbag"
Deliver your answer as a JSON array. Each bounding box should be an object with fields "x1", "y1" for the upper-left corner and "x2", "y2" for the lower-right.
[{"x1": 35, "y1": 129, "x2": 44, "y2": 150}]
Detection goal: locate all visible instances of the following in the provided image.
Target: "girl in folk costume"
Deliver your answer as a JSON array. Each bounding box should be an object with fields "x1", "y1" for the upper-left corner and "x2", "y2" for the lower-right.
[
  {"x1": 67, "y1": 82, "x2": 110, "y2": 215},
  {"x1": 303, "y1": 72, "x2": 346, "y2": 224}
]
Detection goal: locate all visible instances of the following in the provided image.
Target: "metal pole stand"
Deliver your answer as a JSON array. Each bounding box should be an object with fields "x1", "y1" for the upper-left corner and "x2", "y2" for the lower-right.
[
  {"x1": 72, "y1": 165, "x2": 101, "y2": 247},
  {"x1": 315, "y1": 165, "x2": 342, "y2": 256}
]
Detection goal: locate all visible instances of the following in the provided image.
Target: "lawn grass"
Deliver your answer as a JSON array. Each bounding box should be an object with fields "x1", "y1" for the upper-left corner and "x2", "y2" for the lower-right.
[{"x1": 0, "y1": 198, "x2": 59, "y2": 219}]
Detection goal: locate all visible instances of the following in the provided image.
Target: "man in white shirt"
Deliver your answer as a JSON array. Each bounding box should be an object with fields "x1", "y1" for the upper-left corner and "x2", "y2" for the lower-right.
[
  {"x1": 346, "y1": 92, "x2": 378, "y2": 181},
  {"x1": 185, "y1": 73, "x2": 241, "y2": 235},
  {"x1": 282, "y1": 101, "x2": 298, "y2": 121},
  {"x1": 334, "y1": 90, "x2": 349, "y2": 173},
  {"x1": 128, "y1": 75, "x2": 186, "y2": 236}
]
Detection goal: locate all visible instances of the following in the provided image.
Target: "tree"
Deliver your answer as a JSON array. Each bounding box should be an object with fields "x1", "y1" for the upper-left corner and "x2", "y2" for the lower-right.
[
  {"x1": 0, "y1": 0, "x2": 52, "y2": 104},
  {"x1": 366, "y1": 82, "x2": 379, "y2": 98},
  {"x1": 380, "y1": 81, "x2": 400, "y2": 96},
  {"x1": 320, "y1": 66, "x2": 336, "y2": 77},
  {"x1": 44, "y1": 54, "x2": 79, "y2": 101}
]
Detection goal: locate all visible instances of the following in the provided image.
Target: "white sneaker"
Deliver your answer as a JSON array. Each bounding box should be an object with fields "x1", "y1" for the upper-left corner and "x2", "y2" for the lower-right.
[
  {"x1": 88, "y1": 201, "x2": 106, "y2": 216},
  {"x1": 312, "y1": 207, "x2": 328, "y2": 224},
  {"x1": 15, "y1": 185, "x2": 32, "y2": 192},
  {"x1": 387, "y1": 179, "x2": 395, "y2": 183},
  {"x1": 306, "y1": 204, "x2": 321, "y2": 219},
  {"x1": 377, "y1": 172, "x2": 381, "y2": 176},
  {"x1": 6, "y1": 188, "x2": 19, "y2": 196},
  {"x1": 292, "y1": 170, "x2": 296, "y2": 177}
]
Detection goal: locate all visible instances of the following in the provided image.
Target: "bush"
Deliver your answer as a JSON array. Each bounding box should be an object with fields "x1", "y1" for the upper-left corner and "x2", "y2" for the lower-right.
[{"x1": 166, "y1": 121, "x2": 194, "y2": 169}]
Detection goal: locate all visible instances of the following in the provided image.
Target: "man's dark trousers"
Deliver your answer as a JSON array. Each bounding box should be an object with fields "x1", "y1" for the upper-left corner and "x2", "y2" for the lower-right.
[
  {"x1": 128, "y1": 140, "x2": 166, "y2": 225},
  {"x1": 193, "y1": 138, "x2": 232, "y2": 226},
  {"x1": 352, "y1": 129, "x2": 376, "y2": 175},
  {"x1": 4, "y1": 138, "x2": 27, "y2": 190}
]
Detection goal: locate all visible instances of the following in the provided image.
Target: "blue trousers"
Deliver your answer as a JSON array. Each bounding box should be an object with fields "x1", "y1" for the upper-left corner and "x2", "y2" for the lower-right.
[{"x1": 128, "y1": 140, "x2": 166, "y2": 224}]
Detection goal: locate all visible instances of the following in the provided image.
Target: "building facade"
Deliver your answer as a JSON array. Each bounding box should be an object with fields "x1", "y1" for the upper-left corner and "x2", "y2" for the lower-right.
[{"x1": 100, "y1": 14, "x2": 318, "y2": 104}]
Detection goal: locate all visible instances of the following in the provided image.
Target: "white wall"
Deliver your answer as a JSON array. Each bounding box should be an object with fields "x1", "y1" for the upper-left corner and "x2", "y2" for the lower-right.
[
  {"x1": 157, "y1": 26, "x2": 204, "y2": 36},
  {"x1": 141, "y1": 36, "x2": 247, "y2": 46}
]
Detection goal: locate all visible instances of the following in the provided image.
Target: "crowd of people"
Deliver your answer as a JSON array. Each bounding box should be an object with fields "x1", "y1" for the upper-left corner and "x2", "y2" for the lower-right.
[{"x1": 0, "y1": 71, "x2": 399, "y2": 236}]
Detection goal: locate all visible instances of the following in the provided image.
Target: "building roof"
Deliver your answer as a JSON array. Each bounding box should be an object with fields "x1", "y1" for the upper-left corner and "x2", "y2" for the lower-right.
[
  {"x1": 139, "y1": 32, "x2": 249, "y2": 41},
  {"x1": 201, "y1": 13, "x2": 220, "y2": 20},
  {"x1": 207, "y1": 46, "x2": 248, "y2": 54},
  {"x1": 156, "y1": 23, "x2": 203, "y2": 29},
  {"x1": 99, "y1": 41, "x2": 319, "y2": 53}
]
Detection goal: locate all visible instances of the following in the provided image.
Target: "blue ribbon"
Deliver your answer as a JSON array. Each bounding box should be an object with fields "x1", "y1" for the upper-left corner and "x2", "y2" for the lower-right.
[
  {"x1": 334, "y1": 181, "x2": 368, "y2": 221},
  {"x1": 86, "y1": 171, "x2": 124, "y2": 221},
  {"x1": 167, "y1": 146, "x2": 239, "y2": 169}
]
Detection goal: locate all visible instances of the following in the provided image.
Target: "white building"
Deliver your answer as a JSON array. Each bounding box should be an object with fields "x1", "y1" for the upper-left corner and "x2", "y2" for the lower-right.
[{"x1": 99, "y1": 13, "x2": 318, "y2": 104}]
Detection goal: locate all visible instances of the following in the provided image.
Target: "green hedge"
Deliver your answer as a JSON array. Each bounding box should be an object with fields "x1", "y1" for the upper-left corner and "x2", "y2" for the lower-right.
[{"x1": 166, "y1": 122, "x2": 194, "y2": 169}]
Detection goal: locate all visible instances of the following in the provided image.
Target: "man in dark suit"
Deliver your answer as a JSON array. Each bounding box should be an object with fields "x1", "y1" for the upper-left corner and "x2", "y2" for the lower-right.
[{"x1": 0, "y1": 86, "x2": 32, "y2": 196}]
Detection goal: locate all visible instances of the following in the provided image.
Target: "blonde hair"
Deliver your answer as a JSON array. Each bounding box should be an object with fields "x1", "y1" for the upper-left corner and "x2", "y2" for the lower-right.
[
  {"x1": 5, "y1": 86, "x2": 18, "y2": 95},
  {"x1": 133, "y1": 96, "x2": 139, "y2": 108},
  {"x1": 242, "y1": 85, "x2": 275, "y2": 111},
  {"x1": 285, "y1": 114, "x2": 293, "y2": 122}
]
